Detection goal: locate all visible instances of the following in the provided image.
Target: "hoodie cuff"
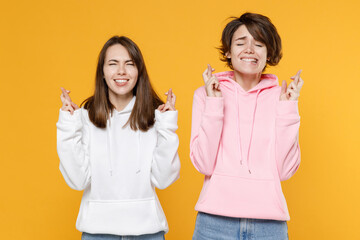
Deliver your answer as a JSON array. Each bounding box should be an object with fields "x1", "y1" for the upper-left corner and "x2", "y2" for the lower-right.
[
  {"x1": 58, "y1": 108, "x2": 82, "y2": 124},
  {"x1": 204, "y1": 97, "x2": 224, "y2": 115},
  {"x1": 155, "y1": 110, "x2": 178, "y2": 131},
  {"x1": 277, "y1": 100, "x2": 299, "y2": 116}
]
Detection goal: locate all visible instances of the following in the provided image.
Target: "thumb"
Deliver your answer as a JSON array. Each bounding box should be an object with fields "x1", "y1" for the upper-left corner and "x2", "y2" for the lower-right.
[
  {"x1": 280, "y1": 80, "x2": 287, "y2": 95},
  {"x1": 71, "y1": 101, "x2": 79, "y2": 109}
]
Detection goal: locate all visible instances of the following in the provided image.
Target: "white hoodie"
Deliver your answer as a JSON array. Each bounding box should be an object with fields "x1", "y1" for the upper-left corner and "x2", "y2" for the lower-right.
[{"x1": 56, "y1": 96, "x2": 180, "y2": 235}]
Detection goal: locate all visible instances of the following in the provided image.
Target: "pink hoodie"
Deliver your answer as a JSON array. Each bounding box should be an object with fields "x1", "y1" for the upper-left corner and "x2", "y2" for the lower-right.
[{"x1": 190, "y1": 71, "x2": 300, "y2": 221}]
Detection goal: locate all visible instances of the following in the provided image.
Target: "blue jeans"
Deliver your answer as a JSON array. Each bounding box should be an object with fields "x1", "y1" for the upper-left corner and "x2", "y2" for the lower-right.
[
  {"x1": 193, "y1": 212, "x2": 288, "y2": 240},
  {"x1": 82, "y1": 231, "x2": 165, "y2": 240}
]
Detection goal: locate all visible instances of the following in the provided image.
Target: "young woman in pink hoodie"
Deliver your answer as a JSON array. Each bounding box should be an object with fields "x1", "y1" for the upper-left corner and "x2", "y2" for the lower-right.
[{"x1": 190, "y1": 13, "x2": 304, "y2": 239}]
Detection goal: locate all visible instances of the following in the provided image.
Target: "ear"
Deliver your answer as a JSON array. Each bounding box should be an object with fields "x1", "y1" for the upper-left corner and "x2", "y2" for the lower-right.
[{"x1": 225, "y1": 51, "x2": 231, "y2": 59}]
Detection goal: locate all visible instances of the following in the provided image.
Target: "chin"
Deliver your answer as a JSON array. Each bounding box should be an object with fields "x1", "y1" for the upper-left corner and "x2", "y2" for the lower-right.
[{"x1": 116, "y1": 90, "x2": 132, "y2": 97}]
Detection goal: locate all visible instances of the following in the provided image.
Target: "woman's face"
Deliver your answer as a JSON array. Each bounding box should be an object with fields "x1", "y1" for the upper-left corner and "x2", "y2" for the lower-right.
[
  {"x1": 103, "y1": 44, "x2": 138, "y2": 100},
  {"x1": 227, "y1": 25, "x2": 268, "y2": 75}
]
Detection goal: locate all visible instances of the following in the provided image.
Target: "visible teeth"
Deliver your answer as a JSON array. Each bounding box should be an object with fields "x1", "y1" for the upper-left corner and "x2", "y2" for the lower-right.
[
  {"x1": 241, "y1": 58, "x2": 257, "y2": 62},
  {"x1": 115, "y1": 80, "x2": 127, "y2": 83}
]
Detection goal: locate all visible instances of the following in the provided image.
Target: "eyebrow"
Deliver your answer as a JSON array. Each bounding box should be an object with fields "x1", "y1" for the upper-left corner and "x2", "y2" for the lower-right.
[
  {"x1": 108, "y1": 59, "x2": 133, "y2": 63},
  {"x1": 234, "y1": 36, "x2": 247, "y2": 41}
]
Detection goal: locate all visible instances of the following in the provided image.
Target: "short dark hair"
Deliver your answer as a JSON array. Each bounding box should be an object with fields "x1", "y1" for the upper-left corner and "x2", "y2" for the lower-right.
[{"x1": 219, "y1": 12, "x2": 282, "y2": 70}]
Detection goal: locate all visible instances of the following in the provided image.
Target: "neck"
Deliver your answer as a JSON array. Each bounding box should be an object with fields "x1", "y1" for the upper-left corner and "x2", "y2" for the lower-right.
[
  {"x1": 109, "y1": 93, "x2": 134, "y2": 112},
  {"x1": 233, "y1": 71, "x2": 262, "y2": 91}
]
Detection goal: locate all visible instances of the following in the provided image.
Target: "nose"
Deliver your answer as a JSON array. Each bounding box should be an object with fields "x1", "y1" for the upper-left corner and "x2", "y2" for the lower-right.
[
  {"x1": 244, "y1": 43, "x2": 255, "y2": 54},
  {"x1": 117, "y1": 64, "x2": 126, "y2": 75}
]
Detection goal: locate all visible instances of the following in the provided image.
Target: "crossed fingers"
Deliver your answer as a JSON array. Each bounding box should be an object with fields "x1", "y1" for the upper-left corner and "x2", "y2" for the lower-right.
[{"x1": 157, "y1": 88, "x2": 176, "y2": 112}]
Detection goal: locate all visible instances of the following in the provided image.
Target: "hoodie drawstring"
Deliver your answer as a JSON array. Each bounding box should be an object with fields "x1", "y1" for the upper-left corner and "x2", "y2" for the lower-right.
[
  {"x1": 235, "y1": 88, "x2": 243, "y2": 166},
  {"x1": 235, "y1": 87, "x2": 261, "y2": 174},
  {"x1": 136, "y1": 130, "x2": 141, "y2": 174},
  {"x1": 105, "y1": 96, "x2": 138, "y2": 176},
  {"x1": 107, "y1": 114, "x2": 114, "y2": 176},
  {"x1": 217, "y1": 73, "x2": 277, "y2": 175},
  {"x1": 107, "y1": 110, "x2": 142, "y2": 176},
  {"x1": 246, "y1": 89, "x2": 261, "y2": 174}
]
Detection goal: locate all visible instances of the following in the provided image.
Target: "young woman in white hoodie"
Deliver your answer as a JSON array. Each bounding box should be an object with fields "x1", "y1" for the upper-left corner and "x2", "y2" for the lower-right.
[{"x1": 57, "y1": 36, "x2": 180, "y2": 240}]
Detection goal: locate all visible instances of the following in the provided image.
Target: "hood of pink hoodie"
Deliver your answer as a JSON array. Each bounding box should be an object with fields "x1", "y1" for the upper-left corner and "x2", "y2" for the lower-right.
[
  {"x1": 214, "y1": 71, "x2": 278, "y2": 93},
  {"x1": 213, "y1": 71, "x2": 279, "y2": 173}
]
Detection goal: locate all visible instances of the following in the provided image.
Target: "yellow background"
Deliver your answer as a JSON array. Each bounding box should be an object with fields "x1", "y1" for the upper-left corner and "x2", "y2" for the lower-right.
[{"x1": 1, "y1": 0, "x2": 359, "y2": 239}]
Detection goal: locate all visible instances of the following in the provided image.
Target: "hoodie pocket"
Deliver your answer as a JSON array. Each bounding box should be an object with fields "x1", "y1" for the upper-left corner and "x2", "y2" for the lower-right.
[
  {"x1": 82, "y1": 197, "x2": 163, "y2": 235},
  {"x1": 197, "y1": 173, "x2": 287, "y2": 220}
]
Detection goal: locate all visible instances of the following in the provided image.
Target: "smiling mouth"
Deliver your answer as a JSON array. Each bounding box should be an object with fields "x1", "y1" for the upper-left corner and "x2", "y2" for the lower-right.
[
  {"x1": 240, "y1": 58, "x2": 258, "y2": 64},
  {"x1": 115, "y1": 79, "x2": 128, "y2": 83},
  {"x1": 114, "y1": 79, "x2": 129, "y2": 86}
]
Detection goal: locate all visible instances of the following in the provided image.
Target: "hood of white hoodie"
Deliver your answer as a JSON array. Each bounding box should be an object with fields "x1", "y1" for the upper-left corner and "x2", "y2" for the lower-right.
[
  {"x1": 111, "y1": 96, "x2": 136, "y2": 116},
  {"x1": 107, "y1": 96, "x2": 141, "y2": 176}
]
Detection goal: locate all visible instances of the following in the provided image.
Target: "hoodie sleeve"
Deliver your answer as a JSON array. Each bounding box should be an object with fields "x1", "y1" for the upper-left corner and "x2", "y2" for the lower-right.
[
  {"x1": 275, "y1": 100, "x2": 301, "y2": 181},
  {"x1": 151, "y1": 110, "x2": 181, "y2": 190},
  {"x1": 56, "y1": 108, "x2": 91, "y2": 190},
  {"x1": 190, "y1": 88, "x2": 224, "y2": 176}
]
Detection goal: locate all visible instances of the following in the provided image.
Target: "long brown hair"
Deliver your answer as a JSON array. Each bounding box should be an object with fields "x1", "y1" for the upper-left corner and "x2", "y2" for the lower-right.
[{"x1": 81, "y1": 36, "x2": 164, "y2": 131}]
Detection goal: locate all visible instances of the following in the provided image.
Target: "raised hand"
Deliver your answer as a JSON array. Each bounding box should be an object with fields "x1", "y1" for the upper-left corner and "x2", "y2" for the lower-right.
[
  {"x1": 157, "y1": 88, "x2": 176, "y2": 112},
  {"x1": 203, "y1": 64, "x2": 222, "y2": 97},
  {"x1": 280, "y1": 70, "x2": 304, "y2": 101},
  {"x1": 60, "y1": 87, "x2": 79, "y2": 115}
]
